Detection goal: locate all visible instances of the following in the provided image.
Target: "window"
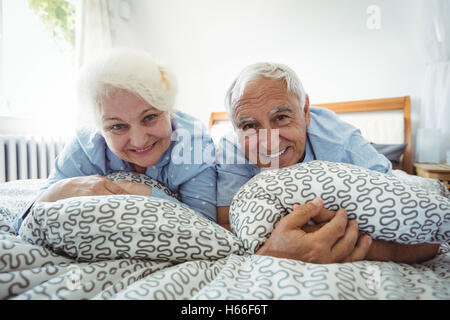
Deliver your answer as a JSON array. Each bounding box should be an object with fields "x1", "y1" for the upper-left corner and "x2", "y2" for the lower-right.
[{"x1": 0, "y1": 0, "x2": 77, "y2": 137}]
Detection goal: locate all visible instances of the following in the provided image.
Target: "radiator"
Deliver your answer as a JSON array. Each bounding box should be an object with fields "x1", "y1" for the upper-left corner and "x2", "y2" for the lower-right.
[{"x1": 0, "y1": 135, "x2": 66, "y2": 183}]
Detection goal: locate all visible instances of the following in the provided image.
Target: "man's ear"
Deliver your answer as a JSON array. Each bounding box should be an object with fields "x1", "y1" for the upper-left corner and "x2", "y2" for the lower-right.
[{"x1": 304, "y1": 95, "x2": 311, "y2": 126}]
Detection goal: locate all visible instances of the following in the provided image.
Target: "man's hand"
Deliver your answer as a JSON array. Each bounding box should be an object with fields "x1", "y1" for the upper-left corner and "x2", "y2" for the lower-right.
[
  {"x1": 301, "y1": 203, "x2": 440, "y2": 263},
  {"x1": 256, "y1": 198, "x2": 372, "y2": 264}
]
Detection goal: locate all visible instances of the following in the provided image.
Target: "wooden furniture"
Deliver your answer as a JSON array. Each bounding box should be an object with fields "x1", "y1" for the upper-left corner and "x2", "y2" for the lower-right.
[
  {"x1": 414, "y1": 163, "x2": 450, "y2": 189},
  {"x1": 209, "y1": 96, "x2": 413, "y2": 174}
]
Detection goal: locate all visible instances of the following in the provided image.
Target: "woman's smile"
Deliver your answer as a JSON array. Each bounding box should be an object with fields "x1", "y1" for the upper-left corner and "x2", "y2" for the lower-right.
[{"x1": 130, "y1": 141, "x2": 157, "y2": 155}]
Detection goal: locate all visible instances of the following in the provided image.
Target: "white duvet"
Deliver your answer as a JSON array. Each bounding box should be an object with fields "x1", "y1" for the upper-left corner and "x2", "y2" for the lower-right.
[{"x1": 1, "y1": 175, "x2": 449, "y2": 300}]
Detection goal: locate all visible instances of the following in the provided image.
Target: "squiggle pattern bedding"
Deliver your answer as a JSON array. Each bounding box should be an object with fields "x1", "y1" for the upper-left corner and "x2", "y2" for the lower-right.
[
  {"x1": 19, "y1": 195, "x2": 244, "y2": 263},
  {"x1": 1, "y1": 172, "x2": 450, "y2": 300},
  {"x1": 231, "y1": 161, "x2": 450, "y2": 252}
]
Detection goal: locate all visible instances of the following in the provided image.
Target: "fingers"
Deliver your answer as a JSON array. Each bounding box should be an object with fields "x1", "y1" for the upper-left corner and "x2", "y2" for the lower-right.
[
  {"x1": 314, "y1": 208, "x2": 349, "y2": 245},
  {"x1": 90, "y1": 176, "x2": 129, "y2": 195},
  {"x1": 102, "y1": 179, "x2": 130, "y2": 195},
  {"x1": 281, "y1": 198, "x2": 323, "y2": 230},
  {"x1": 329, "y1": 219, "x2": 359, "y2": 262},
  {"x1": 114, "y1": 180, "x2": 152, "y2": 196},
  {"x1": 313, "y1": 207, "x2": 336, "y2": 224},
  {"x1": 342, "y1": 234, "x2": 372, "y2": 263}
]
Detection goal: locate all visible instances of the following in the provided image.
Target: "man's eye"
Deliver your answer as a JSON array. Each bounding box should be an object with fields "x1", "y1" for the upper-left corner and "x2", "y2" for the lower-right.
[
  {"x1": 275, "y1": 115, "x2": 288, "y2": 121},
  {"x1": 242, "y1": 123, "x2": 256, "y2": 131}
]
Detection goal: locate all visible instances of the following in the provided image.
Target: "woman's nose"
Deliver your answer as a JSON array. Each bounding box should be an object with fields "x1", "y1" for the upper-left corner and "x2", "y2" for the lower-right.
[{"x1": 129, "y1": 126, "x2": 151, "y2": 147}]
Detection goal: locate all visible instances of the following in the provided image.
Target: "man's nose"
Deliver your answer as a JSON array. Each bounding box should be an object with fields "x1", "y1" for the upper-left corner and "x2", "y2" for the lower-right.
[{"x1": 258, "y1": 127, "x2": 280, "y2": 154}]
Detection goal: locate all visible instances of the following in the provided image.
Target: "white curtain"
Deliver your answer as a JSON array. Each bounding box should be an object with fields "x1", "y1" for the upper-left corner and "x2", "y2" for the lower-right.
[
  {"x1": 415, "y1": 0, "x2": 450, "y2": 163},
  {"x1": 75, "y1": 0, "x2": 112, "y2": 68}
]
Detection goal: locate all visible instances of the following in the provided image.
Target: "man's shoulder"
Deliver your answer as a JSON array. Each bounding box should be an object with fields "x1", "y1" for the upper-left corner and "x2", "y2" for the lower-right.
[{"x1": 308, "y1": 106, "x2": 359, "y2": 144}]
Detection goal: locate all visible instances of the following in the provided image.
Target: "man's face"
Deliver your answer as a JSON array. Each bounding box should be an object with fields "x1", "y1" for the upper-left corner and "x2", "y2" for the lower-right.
[{"x1": 232, "y1": 77, "x2": 310, "y2": 169}]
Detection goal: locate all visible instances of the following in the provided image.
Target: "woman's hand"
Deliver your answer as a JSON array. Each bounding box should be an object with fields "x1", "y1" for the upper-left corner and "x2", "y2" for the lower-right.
[
  {"x1": 256, "y1": 198, "x2": 373, "y2": 264},
  {"x1": 112, "y1": 180, "x2": 152, "y2": 196},
  {"x1": 37, "y1": 175, "x2": 131, "y2": 203}
]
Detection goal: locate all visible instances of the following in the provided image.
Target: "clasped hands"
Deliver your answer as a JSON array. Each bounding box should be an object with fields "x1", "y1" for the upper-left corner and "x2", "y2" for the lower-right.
[{"x1": 256, "y1": 197, "x2": 373, "y2": 264}]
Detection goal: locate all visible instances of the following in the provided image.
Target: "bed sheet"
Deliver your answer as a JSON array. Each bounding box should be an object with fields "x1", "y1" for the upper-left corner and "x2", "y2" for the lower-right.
[{"x1": 0, "y1": 176, "x2": 449, "y2": 300}]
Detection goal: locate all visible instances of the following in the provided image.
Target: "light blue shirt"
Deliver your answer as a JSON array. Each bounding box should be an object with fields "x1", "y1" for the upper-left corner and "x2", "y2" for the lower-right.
[
  {"x1": 216, "y1": 106, "x2": 392, "y2": 206},
  {"x1": 15, "y1": 111, "x2": 217, "y2": 232}
]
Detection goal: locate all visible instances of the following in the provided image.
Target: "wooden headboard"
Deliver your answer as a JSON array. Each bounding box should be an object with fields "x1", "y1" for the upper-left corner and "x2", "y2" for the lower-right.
[{"x1": 209, "y1": 96, "x2": 412, "y2": 174}]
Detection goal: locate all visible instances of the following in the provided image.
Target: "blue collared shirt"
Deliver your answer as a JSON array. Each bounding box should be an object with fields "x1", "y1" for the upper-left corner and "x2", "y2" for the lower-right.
[
  {"x1": 216, "y1": 106, "x2": 392, "y2": 206},
  {"x1": 15, "y1": 111, "x2": 217, "y2": 232}
]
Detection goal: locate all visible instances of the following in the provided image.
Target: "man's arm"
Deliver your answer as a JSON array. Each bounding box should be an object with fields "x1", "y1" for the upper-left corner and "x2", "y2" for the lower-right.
[
  {"x1": 303, "y1": 216, "x2": 440, "y2": 263},
  {"x1": 365, "y1": 240, "x2": 440, "y2": 263},
  {"x1": 218, "y1": 199, "x2": 372, "y2": 263},
  {"x1": 220, "y1": 202, "x2": 440, "y2": 263},
  {"x1": 217, "y1": 206, "x2": 232, "y2": 232}
]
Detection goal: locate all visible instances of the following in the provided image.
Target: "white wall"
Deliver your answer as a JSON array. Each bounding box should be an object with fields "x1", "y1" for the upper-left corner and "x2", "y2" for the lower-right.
[
  {"x1": 112, "y1": 0, "x2": 428, "y2": 159},
  {"x1": 114, "y1": 2, "x2": 424, "y2": 109}
]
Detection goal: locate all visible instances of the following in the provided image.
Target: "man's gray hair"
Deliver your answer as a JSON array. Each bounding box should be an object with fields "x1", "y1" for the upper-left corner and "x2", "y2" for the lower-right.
[
  {"x1": 77, "y1": 48, "x2": 177, "y2": 125},
  {"x1": 225, "y1": 62, "x2": 307, "y2": 118}
]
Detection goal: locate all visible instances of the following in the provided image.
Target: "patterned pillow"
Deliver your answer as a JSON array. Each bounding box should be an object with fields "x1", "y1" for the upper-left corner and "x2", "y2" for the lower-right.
[
  {"x1": 230, "y1": 161, "x2": 450, "y2": 253},
  {"x1": 19, "y1": 195, "x2": 244, "y2": 263},
  {"x1": 106, "y1": 171, "x2": 181, "y2": 200}
]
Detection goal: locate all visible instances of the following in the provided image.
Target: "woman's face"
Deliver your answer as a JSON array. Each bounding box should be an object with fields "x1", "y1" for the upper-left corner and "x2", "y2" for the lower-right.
[{"x1": 99, "y1": 89, "x2": 172, "y2": 173}]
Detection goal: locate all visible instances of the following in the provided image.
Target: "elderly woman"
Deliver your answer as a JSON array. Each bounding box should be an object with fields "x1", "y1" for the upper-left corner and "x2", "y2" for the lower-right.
[{"x1": 14, "y1": 48, "x2": 216, "y2": 232}]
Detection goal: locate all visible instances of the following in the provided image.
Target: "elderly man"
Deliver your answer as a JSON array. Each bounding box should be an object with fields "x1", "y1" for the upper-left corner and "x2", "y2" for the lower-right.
[{"x1": 216, "y1": 62, "x2": 439, "y2": 264}]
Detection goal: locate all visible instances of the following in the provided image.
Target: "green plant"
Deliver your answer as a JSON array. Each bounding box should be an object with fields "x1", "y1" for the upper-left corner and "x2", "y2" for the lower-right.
[{"x1": 28, "y1": 0, "x2": 75, "y2": 48}]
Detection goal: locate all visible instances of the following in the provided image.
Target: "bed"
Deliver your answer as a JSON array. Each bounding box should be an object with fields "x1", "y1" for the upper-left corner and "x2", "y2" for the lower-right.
[{"x1": 1, "y1": 97, "x2": 449, "y2": 300}]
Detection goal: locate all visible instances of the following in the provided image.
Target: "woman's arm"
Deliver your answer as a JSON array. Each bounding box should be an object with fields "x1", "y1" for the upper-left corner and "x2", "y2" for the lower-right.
[
  {"x1": 37, "y1": 175, "x2": 129, "y2": 203},
  {"x1": 178, "y1": 165, "x2": 218, "y2": 222}
]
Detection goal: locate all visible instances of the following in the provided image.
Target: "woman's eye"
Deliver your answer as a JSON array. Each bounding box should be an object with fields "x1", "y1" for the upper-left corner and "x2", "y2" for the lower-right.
[
  {"x1": 144, "y1": 114, "x2": 157, "y2": 122},
  {"x1": 110, "y1": 124, "x2": 126, "y2": 131}
]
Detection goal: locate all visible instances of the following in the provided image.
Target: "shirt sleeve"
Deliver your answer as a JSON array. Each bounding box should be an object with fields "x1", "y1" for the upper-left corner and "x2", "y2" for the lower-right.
[
  {"x1": 215, "y1": 133, "x2": 257, "y2": 207},
  {"x1": 177, "y1": 165, "x2": 217, "y2": 222},
  {"x1": 151, "y1": 188, "x2": 183, "y2": 205},
  {"x1": 216, "y1": 163, "x2": 255, "y2": 207},
  {"x1": 345, "y1": 131, "x2": 393, "y2": 174},
  {"x1": 14, "y1": 133, "x2": 101, "y2": 232}
]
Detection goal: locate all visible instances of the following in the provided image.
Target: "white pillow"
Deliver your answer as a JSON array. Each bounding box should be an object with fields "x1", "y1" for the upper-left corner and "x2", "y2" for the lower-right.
[
  {"x1": 19, "y1": 195, "x2": 244, "y2": 262},
  {"x1": 230, "y1": 161, "x2": 450, "y2": 252}
]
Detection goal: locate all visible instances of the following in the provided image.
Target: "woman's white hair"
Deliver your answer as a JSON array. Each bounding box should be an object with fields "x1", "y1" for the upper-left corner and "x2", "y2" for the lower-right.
[
  {"x1": 225, "y1": 62, "x2": 306, "y2": 118},
  {"x1": 77, "y1": 48, "x2": 177, "y2": 124}
]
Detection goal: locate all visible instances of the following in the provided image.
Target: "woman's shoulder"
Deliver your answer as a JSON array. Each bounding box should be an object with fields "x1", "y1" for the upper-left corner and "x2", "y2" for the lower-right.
[
  {"x1": 74, "y1": 126, "x2": 105, "y2": 146},
  {"x1": 64, "y1": 126, "x2": 106, "y2": 159},
  {"x1": 172, "y1": 111, "x2": 206, "y2": 131}
]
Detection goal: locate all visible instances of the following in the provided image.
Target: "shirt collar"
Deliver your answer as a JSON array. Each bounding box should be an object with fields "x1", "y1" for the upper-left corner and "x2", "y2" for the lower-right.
[{"x1": 301, "y1": 134, "x2": 315, "y2": 162}]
